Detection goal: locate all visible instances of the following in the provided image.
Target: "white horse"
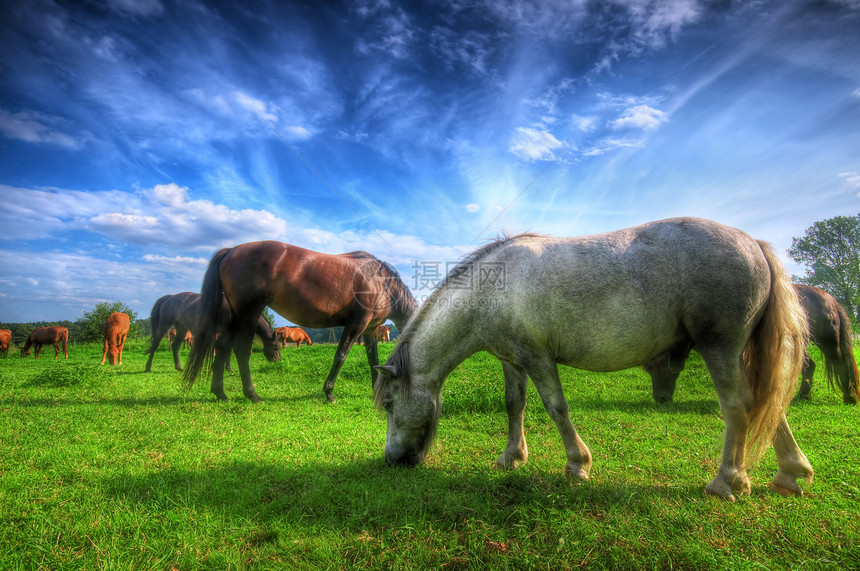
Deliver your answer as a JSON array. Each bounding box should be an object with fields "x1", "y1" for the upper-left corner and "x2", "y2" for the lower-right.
[{"x1": 374, "y1": 217, "x2": 814, "y2": 501}]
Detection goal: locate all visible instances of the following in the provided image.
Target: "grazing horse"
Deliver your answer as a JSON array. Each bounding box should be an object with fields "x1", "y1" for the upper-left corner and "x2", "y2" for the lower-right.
[
  {"x1": 169, "y1": 328, "x2": 193, "y2": 350},
  {"x1": 184, "y1": 241, "x2": 416, "y2": 402},
  {"x1": 275, "y1": 326, "x2": 313, "y2": 348},
  {"x1": 144, "y1": 292, "x2": 280, "y2": 373},
  {"x1": 646, "y1": 284, "x2": 860, "y2": 405},
  {"x1": 22, "y1": 326, "x2": 69, "y2": 359},
  {"x1": 794, "y1": 284, "x2": 859, "y2": 404},
  {"x1": 373, "y1": 218, "x2": 813, "y2": 501},
  {"x1": 100, "y1": 312, "x2": 130, "y2": 365},
  {"x1": 0, "y1": 329, "x2": 11, "y2": 357},
  {"x1": 376, "y1": 325, "x2": 391, "y2": 343}
]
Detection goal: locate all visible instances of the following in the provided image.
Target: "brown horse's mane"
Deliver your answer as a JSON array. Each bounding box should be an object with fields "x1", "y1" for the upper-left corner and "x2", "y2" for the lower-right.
[
  {"x1": 374, "y1": 232, "x2": 538, "y2": 410},
  {"x1": 348, "y1": 252, "x2": 417, "y2": 324}
]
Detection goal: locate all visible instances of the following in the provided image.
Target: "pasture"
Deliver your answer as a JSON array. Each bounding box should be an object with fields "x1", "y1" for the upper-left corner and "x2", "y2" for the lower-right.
[{"x1": 1, "y1": 338, "x2": 858, "y2": 569}]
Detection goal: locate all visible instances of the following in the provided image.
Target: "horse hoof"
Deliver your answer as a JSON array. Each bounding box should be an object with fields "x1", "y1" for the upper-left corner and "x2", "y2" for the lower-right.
[
  {"x1": 564, "y1": 463, "x2": 590, "y2": 481},
  {"x1": 325, "y1": 392, "x2": 336, "y2": 403},
  {"x1": 772, "y1": 483, "x2": 802, "y2": 497}
]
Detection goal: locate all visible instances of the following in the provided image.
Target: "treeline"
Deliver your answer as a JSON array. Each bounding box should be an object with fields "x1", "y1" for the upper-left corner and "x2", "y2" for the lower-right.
[
  {"x1": 1, "y1": 301, "x2": 150, "y2": 346},
  {"x1": 0, "y1": 318, "x2": 398, "y2": 347},
  {"x1": 0, "y1": 318, "x2": 153, "y2": 346},
  {"x1": 298, "y1": 324, "x2": 400, "y2": 344}
]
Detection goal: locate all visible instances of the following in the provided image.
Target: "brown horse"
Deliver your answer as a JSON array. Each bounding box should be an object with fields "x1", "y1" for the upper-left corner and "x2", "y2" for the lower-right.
[
  {"x1": 275, "y1": 326, "x2": 313, "y2": 348},
  {"x1": 184, "y1": 241, "x2": 417, "y2": 402},
  {"x1": 22, "y1": 326, "x2": 69, "y2": 359},
  {"x1": 794, "y1": 284, "x2": 859, "y2": 404},
  {"x1": 169, "y1": 328, "x2": 193, "y2": 350},
  {"x1": 145, "y1": 292, "x2": 280, "y2": 373},
  {"x1": 647, "y1": 284, "x2": 860, "y2": 405},
  {"x1": 0, "y1": 329, "x2": 11, "y2": 357},
  {"x1": 375, "y1": 324, "x2": 391, "y2": 343},
  {"x1": 100, "y1": 312, "x2": 130, "y2": 365}
]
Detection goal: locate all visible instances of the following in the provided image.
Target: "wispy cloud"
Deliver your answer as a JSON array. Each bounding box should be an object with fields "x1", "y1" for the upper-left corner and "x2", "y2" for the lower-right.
[
  {"x1": 509, "y1": 127, "x2": 564, "y2": 161},
  {"x1": 609, "y1": 104, "x2": 668, "y2": 130},
  {"x1": 0, "y1": 108, "x2": 91, "y2": 149}
]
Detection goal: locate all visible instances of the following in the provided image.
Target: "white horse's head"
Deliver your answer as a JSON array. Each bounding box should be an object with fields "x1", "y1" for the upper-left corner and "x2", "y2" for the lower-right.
[{"x1": 374, "y1": 362, "x2": 440, "y2": 466}]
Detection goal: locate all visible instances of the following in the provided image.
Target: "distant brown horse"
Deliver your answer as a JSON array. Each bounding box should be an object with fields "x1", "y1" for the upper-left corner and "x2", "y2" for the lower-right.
[
  {"x1": 100, "y1": 312, "x2": 130, "y2": 365},
  {"x1": 22, "y1": 326, "x2": 68, "y2": 359},
  {"x1": 169, "y1": 328, "x2": 193, "y2": 350},
  {"x1": 794, "y1": 284, "x2": 859, "y2": 404},
  {"x1": 0, "y1": 329, "x2": 11, "y2": 357},
  {"x1": 647, "y1": 284, "x2": 859, "y2": 405},
  {"x1": 375, "y1": 324, "x2": 391, "y2": 343},
  {"x1": 184, "y1": 241, "x2": 417, "y2": 402},
  {"x1": 275, "y1": 326, "x2": 313, "y2": 348},
  {"x1": 145, "y1": 292, "x2": 280, "y2": 373}
]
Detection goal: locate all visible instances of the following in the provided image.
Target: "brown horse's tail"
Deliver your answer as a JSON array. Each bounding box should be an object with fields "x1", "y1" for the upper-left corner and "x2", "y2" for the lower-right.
[
  {"x1": 144, "y1": 296, "x2": 168, "y2": 356},
  {"x1": 829, "y1": 302, "x2": 860, "y2": 401},
  {"x1": 183, "y1": 248, "x2": 232, "y2": 389},
  {"x1": 743, "y1": 241, "x2": 809, "y2": 464},
  {"x1": 60, "y1": 327, "x2": 69, "y2": 357}
]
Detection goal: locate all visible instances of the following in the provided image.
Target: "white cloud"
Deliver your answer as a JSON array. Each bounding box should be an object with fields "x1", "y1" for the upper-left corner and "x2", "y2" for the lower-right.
[
  {"x1": 284, "y1": 125, "x2": 312, "y2": 140},
  {"x1": 609, "y1": 105, "x2": 668, "y2": 130},
  {"x1": 852, "y1": 88, "x2": 860, "y2": 99},
  {"x1": 838, "y1": 171, "x2": 860, "y2": 191},
  {"x1": 572, "y1": 114, "x2": 599, "y2": 132},
  {"x1": 0, "y1": 108, "x2": 91, "y2": 149},
  {"x1": 465, "y1": 203, "x2": 481, "y2": 213},
  {"x1": 509, "y1": 127, "x2": 564, "y2": 161},
  {"x1": 106, "y1": 0, "x2": 164, "y2": 17},
  {"x1": 582, "y1": 138, "x2": 644, "y2": 156},
  {"x1": 235, "y1": 91, "x2": 279, "y2": 124}
]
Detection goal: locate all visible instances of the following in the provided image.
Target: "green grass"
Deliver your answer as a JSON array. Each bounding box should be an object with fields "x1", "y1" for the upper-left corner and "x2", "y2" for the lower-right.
[{"x1": 0, "y1": 339, "x2": 858, "y2": 569}]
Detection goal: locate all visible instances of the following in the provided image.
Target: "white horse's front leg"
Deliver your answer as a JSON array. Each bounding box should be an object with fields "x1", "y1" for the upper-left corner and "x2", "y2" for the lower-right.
[
  {"x1": 495, "y1": 362, "x2": 529, "y2": 469},
  {"x1": 525, "y1": 353, "x2": 592, "y2": 480}
]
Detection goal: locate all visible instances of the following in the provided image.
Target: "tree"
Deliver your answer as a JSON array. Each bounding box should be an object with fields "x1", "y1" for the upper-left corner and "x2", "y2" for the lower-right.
[
  {"x1": 788, "y1": 214, "x2": 860, "y2": 318},
  {"x1": 75, "y1": 301, "x2": 139, "y2": 343},
  {"x1": 262, "y1": 307, "x2": 276, "y2": 329}
]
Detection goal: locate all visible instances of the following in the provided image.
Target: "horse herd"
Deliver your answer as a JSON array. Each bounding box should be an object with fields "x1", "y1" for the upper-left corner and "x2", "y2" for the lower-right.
[{"x1": 5, "y1": 217, "x2": 858, "y2": 500}]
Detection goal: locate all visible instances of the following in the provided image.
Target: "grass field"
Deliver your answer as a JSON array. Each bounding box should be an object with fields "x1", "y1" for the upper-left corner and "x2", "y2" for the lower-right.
[{"x1": 1, "y1": 337, "x2": 858, "y2": 569}]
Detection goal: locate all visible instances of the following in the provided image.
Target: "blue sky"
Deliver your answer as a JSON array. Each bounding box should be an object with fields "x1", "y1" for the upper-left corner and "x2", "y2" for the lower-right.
[{"x1": 1, "y1": 0, "x2": 859, "y2": 325}]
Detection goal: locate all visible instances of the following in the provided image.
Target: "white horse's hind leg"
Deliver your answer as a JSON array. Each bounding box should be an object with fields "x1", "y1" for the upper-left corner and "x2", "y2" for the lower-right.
[
  {"x1": 495, "y1": 362, "x2": 529, "y2": 469},
  {"x1": 524, "y1": 353, "x2": 592, "y2": 480},
  {"x1": 772, "y1": 415, "x2": 814, "y2": 495},
  {"x1": 701, "y1": 352, "x2": 753, "y2": 501}
]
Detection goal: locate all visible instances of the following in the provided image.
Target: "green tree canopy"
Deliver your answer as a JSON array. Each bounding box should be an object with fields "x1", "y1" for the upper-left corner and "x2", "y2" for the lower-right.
[
  {"x1": 75, "y1": 301, "x2": 139, "y2": 343},
  {"x1": 788, "y1": 214, "x2": 860, "y2": 318}
]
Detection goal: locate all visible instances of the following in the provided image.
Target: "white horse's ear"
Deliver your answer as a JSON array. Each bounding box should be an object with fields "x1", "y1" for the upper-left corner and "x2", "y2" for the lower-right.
[{"x1": 374, "y1": 364, "x2": 398, "y2": 378}]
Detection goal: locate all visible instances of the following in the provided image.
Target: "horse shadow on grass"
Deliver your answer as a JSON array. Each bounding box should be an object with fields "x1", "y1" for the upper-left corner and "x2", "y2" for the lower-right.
[{"x1": 100, "y1": 458, "x2": 721, "y2": 537}]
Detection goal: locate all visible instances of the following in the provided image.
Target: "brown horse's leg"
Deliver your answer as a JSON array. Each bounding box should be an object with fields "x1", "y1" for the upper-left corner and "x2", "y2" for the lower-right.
[
  {"x1": 118, "y1": 333, "x2": 127, "y2": 365},
  {"x1": 362, "y1": 334, "x2": 379, "y2": 388},
  {"x1": 100, "y1": 338, "x2": 109, "y2": 365},
  {"x1": 323, "y1": 326, "x2": 364, "y2": 402},
  {"x1": 34, "y1": 343, "x2": 41, "y2": 359},
  {"x1": 209, "y1": 331, "x2": 233, "y2": 401},
  {"x1": 232, "y1": 323, "x2": 262, "y2": 403},
  {"x1": 795, "y1": 348, "x2": 814, "y2": 401},
  {"x1": 172, "y1": 326, "x2": 188, "y2": 371},
  {"x1": 496, "y1": 361, "x2": 529, "y2": 469}
]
